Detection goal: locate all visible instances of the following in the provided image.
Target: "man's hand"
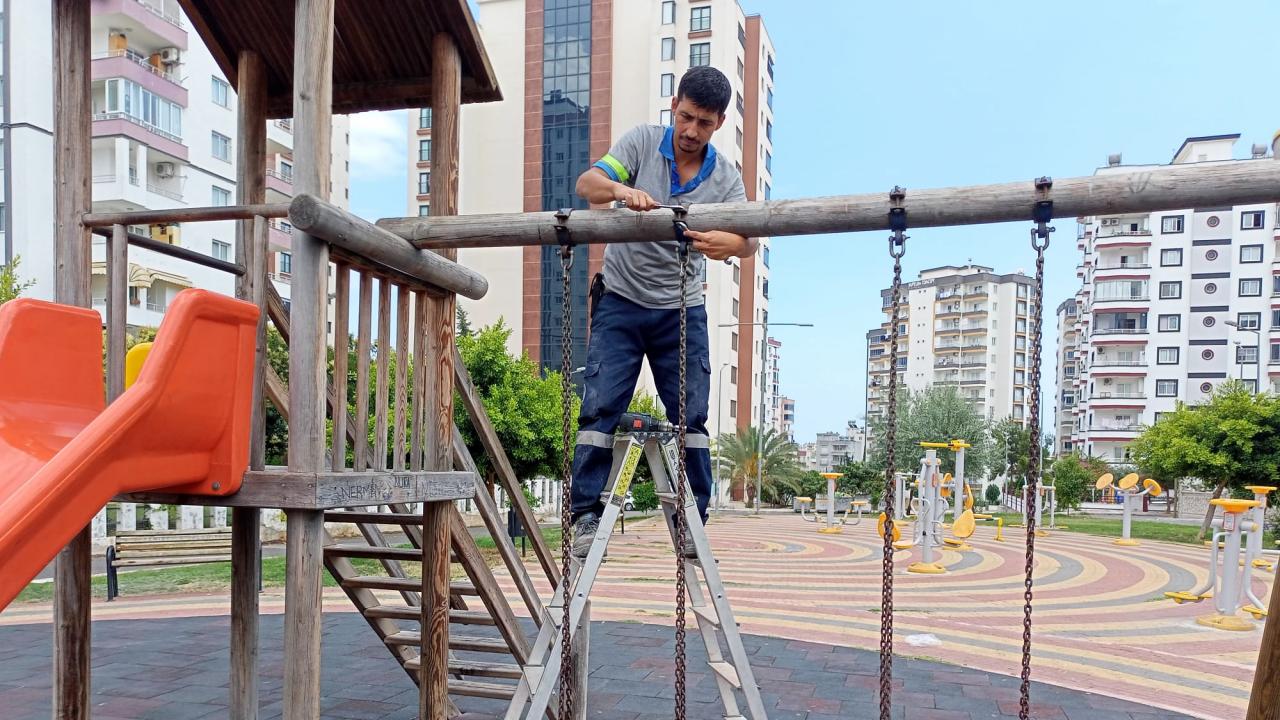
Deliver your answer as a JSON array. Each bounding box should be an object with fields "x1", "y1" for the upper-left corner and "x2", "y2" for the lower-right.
[
  {"x1": 685, "y1": 229, "x2": 752, "y2": 261},
  {"x1": 613, "y1": 185, "x2": 660, "y2": 211}
]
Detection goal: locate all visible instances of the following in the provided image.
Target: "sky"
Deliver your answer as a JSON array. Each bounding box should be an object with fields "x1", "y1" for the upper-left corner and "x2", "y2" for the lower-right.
[{"x1": 347, "y1": 0, "x2": 1280, "y2": 444}]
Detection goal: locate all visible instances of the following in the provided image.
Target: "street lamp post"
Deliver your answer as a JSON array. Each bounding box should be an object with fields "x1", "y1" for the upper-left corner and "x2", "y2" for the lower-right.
[
  {"x1": 1225, "y1": 321, "x2": 1261, "y2": 390},
  {"x1": 714, "y1": 362, "x2": 731, "y2": 511},
  {"x1": 719, "y1": 320, "x2": 813, "y2": 514}
]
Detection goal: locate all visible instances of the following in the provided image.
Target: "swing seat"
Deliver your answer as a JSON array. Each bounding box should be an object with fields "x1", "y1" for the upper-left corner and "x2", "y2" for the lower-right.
[{"x1": 1164, "y1": 590, "x2": 1209, "y2": 604}]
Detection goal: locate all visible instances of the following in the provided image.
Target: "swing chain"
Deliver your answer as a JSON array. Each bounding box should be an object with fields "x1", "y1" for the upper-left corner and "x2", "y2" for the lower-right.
[
  {"x1": 673, "y1": 207, "x2": 691, "y2": 719},
  {"x1": 1020, "y1": 178, "x2": 1052, "y2": 720},
  {"x1": 879, "y1": 186, "x2": 908, "y2": 720},
  {"x1": 554, "y1": 208, "x2": 577, "y2": 719}
]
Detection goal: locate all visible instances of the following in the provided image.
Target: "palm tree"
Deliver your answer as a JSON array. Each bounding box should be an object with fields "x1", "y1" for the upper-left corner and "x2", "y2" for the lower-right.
[{"x1": 715, "y1": 426, "x2": 804, "y2": 507}]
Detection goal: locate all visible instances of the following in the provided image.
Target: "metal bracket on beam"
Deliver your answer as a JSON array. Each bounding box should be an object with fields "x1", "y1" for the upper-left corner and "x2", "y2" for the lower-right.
[
  {"x1": 1032, "y1": 177, "x2": 1054, "y2": 249},
  {"x1": 888, "y1": 186, "x2": 907, "y2": 258}
]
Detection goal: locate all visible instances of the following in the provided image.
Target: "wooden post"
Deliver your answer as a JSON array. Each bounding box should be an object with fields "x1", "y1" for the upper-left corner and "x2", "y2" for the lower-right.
[
  {"x1": 52, "y1": 0, "x2": 92, "y2": 715},
  {"x1": 231, "y1": 48, "x2": 268, "y2": 720},
  {"x1": 420, "y1": 31, "x2": 461, "y2": 720},
  {"x1": 1247, "y1": 582, "x2": 1280, "y2": 718},
  {"x1": 284, "y1": 1, "x2": 334, "y2": 718}
]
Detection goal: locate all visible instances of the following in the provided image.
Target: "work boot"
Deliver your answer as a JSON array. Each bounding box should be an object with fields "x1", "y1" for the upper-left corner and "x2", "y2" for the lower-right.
[{"x1": 571, "y1": 513, "x2": 599, "y2": 558}]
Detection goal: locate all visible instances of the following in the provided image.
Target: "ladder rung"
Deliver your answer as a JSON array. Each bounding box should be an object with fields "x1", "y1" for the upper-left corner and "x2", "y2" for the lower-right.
[
  {"x1": 385, "y1": 631, "x2": 511, "y2": 654},
  {"x1": 364, "y1": 606, "x2": 496, "y2": 625},
  {"x1": 326, "y1": 544, "x2": 423, "y2": 561},
  {"x1": 448, "y1": 679, "x2": 518, "y2": 699},
  {"x1": 324, "y1": 510, "x2": 425, "y2": 524},
  {"x1": 708, "y1": 661, "x2": 742, "y2": 689},
  {"x1": 691, "y1": 604, "x2": 720, "y2": 626},
  {"x1": 403, "y1": 658, "x2": 523, "y2": 679},
  {"x1": 343, "y1": 576, "x2": 476, "y2": 594}
]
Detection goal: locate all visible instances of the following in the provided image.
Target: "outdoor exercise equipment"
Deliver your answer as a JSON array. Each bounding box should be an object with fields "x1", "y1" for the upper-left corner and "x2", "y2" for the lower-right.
[
  {"x1": 920, "y1": 439, "x2": 970, "y2": 522},
  {"x1": 797, "y1": 472, "x2": 867, "y2": 533},
  {"x1": 903, "y1": 448, "x2": 948, "y2": 574},
  {"x1": 1246, "y1": 486, "x2": 1275, "y2": 572},
  {"x1": 1094, "y1": 472, "x2": 1162, "y2": 546},
  {"x1": 892, "y1": 471, "x2": 915, "y2": 521},
  {"x1": 1166, "y1": 498, "x2": 1268, "y2": 631}
]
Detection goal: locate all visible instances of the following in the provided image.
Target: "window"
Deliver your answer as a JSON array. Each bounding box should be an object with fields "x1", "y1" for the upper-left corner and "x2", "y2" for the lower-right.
[
  {"x1": 736, "y1": 92, "x2": 745, "y2": 114},
  {"x1": 1242, "y1": 211, "x2": 1265, "y2": 230},
  {"x1": 1160, "y1": 248, "x2": 1182, "y2": 266},
  {"x1": 764, "y1": 183, "x2": 771, "y2": 201},
  {"x1": 767, "y1": 54, "x2": 775, "y2": 79},
  {"x1": 211, "y1": 131, "x2": 231, "y2": 162},
  {"x1": 730, "y1": 366, "x2": 738, "y2": 384},
  {"x1": 659, "y1": 109, "x2": 673, "y2": 126},
  {"x1": 661, "y1": 1, "x2": 675, "y2": 24},
  {"x1": 765, "y1": 151, "x2": 772, "y2": 173},
  {"x1": 732, "y1": 264, "x2": 740, "y2": 284},
  {"x1": 211, "y1": 240, "x2": 230, "y2": 261},
  {"x1": 1014, "y1": 370, "x2": 1025, "y2": 384},
  {"x1": 661, "y1": 37, "x2": 675, "y2": 61},
  {"x1": 1238, "y1": 346, "x2": 1260, "y2": 364},
  {"x1": 660, "y1": 73, "x2": 675, "y2": 97},
  {"x1": 767, "y1": 87, "x2": 774, "y2": 109},
  {"x1": 690, "y1": 42, "x2": 711, "y2": 67},
  {"x1": 736, "y1": 58, "x2": 744, "y2": 79},
  {"x1": 278, "y1": 252, "x2": 292, "y2": 275},
  {"x1": 1240, "y1": 278, "x2": 1263, "y2": 297},
  {"x1": 211, "y1": 77, "x2": 230, "y2": 108},
  {"x1": 1275, "y1": 276, "x2": 1280, "y2": 296},
  {"x1": 1158, "y1": 281, "x2": 1182, "y2": 299},
  {"x1": 766, "y1": 120, "x2": 773, "y2": 142},
  {"x1": 1241, "y1": 244, "x2": 1264, "y2": 263},
  {"x1": 732, "y1": 298, "x2": 739, "y2": 318},
  {"x1": 731, "y1": 332, "x2": 738, "y2": 351},
  {"x1": 418, "y1": 172, "x2": 431, "y2": 196},
  {"x1": 729, "y1": 399, "x2": 737, "y2": 418},
  {"x1": 1157, "y1": 314, "x2": 1181, "y2": 332},
  {"x1": 418, "y1": 204, "x2": 430, "y2": 217},
  {"x1": 1244, "y1": 379, "x2": 1259, "y2": 392},
  {"x1": 1015, "y1": 353, "x2": 1026, "y2": 368},
  {"x1": 1273, "y1": 309, "x2": 1280, "y2": 329},
  {"x1": 690, "y1": 6, "x2": 711, "y2": 31},
  {"x1": 1156, "y1": 379, "x2": 1178, "y2": 397},
  {"x1": 419, "y1": 139, "x2": 432, "y2": 162},
  {"x1": 1238, "y1": 312, "x2": 1261, "y2": 330},
  {"x1": 1161, "y1": 215, "x2": 1184, "y2": 233},
  {"x1": 1157, "y1": 347, "x2": 1179, "y2": 364},
  {"x1": 279, "y1": 160, "x2": 293, "y2": 180},
  {"x1": 419, "y1": 107, "x2": 432, "y2": 129},
  {"x1": 211, "y1": 186, "x2": 231, "y2": 206}
]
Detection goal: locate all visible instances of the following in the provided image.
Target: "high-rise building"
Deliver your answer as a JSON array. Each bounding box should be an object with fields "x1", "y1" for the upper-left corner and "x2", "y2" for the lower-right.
[
  {"x1": 1062, "y1": 134, "x2": 1279, "y2": 462},
  {"x1": 425, "y1": 0, "x2": 776, "y2": 437},
  {"x1": 774, "y1": 394, "x2": 794, "y2": 440},
  {"x1": 3, "y1": 0, "x2": 350, "y2": 327},
  {"x1": 1053, "y1": 298, "x2": 1081, "y2": 454},
  {"x1": 865, "y1": 264, "x2": 1035, "y2": 425},
  {"x1": 797, "y1": 421, "x2": 863, "y2": 473}
]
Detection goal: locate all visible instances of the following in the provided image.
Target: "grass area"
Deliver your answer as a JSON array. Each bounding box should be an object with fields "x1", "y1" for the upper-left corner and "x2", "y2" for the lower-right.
[
  {"x1": 14, "y1": 526, "x2": 563, "y2": 605},
  {"x1": 988, "y1": 512, "x2": 1276, "y2": 547}
]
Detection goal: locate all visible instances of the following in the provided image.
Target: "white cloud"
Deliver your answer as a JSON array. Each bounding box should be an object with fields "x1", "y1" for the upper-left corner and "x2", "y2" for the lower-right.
[{"x1": 347, "y1": 110, "x2": 408, "y2": 182}]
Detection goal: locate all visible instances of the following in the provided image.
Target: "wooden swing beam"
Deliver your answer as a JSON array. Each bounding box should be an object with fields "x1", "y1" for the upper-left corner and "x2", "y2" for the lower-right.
[{"x1": 378, "y1": 159, "x2": 1280, "y2": 249}]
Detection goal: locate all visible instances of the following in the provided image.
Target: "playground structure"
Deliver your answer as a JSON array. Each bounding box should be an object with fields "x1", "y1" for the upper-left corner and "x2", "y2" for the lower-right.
[
  {"x1": 1166, "y1": 498, "x2": 1269, "y2": 631},
  {"x1": 900, "y1": 448, "x2": 948, "y2": 574},
  {"x1": 797, "y1": 472, "x2": 867, "y2": 533},
  {"x1": 10, "y1": 2, "x2": 1280, "y2": 718},
  {"x1": 1095, "y1": 472, "x2": 1163, "y2": 546}
]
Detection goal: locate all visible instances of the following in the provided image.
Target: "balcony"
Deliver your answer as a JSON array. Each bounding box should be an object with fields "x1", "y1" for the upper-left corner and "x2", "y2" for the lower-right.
[
  {"x1": 269, "y1": 221, "x2": 293, "y2": 251},
  {"x1": 1095, "y1": 263, "x2": 1150, "y2": 271},
  {"x1": 1088, "y1": 424, "x2": 1142, "y2": 433},
  {"x1": 961, "y1": 359, "x2": 986, "y2": 368},
  {"x1": 960, "y1": 377, "x2": 985, "y2": 385},
  {"x1": 92, "y1": 112, "x2": 188, "y2": 161},
  {"x1": 91, "y1": 0, "x2": 188, "y2": 49},
  {"x1": 266, "y1": 168, "x2": 294, "y2": 200},
  {"x1": 1092, "y1": 359, "x2": 1146, "y2": 367},
  {"x1": 1092, "y1": 295, "x2": 1149, "y2": 303},
  {"x1": 91, "y1": 51, "x2": 188, "y2": 105},
  {"x1": 145, "y1": 182, "x2": 182, "y2": 201},
  {"x1": 961, "y1": 326, "x2": 987, "y2": 334},
  {"x1": 1092, "y1": 327, "x2": 1148, "y2": 336},
  {"x1": 1090, "y1": 392, "x2": 1146, "y2": 400}
]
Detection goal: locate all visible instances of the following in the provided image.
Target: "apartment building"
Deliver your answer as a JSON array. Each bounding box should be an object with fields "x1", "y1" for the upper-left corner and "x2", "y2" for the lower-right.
[
  {"x1": 774, "y1": 394, "x2": 795, "y2": 440},
  {"x1": 425, "y1": 0, "x2": 776, "y2": 437},
  {"x1": 865, "y1": 264, "x2": 1035, "y2": 424},
  {"x1": 1063, "y1": 134, "x2": 1280, "y2": 462},
  {"x1": 1053, "y1": 298, "x2": 1081, "y2": 454},
  {"x1": 4, "y1": 0, "x2": 350, "y2": 327},
  {"x1": 797, "y1": 421, "x2": 864, "y2": 473}
]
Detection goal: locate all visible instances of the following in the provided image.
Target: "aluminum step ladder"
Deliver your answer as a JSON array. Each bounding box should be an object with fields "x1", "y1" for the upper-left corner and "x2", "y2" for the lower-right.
[{"x1": 504, "y1": 418, "x2": 768, "y2": 720}]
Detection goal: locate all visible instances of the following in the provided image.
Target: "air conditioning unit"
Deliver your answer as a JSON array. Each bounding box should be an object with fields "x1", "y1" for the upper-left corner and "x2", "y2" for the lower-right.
[
  {"x1": 155, "y1": 162, "x2": 175, "y2": 178},
  {"x1": 159, "y1": 47, "x2": 181, "y2": 64},
  {"x1": 1103, "y1": 377, "x2": 1113, "y2": 385}
]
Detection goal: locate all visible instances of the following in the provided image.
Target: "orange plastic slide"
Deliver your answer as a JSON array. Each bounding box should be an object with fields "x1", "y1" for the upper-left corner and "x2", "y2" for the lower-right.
[{"x1": 0, "y1": 289, "x2": 259, "y2": 610}]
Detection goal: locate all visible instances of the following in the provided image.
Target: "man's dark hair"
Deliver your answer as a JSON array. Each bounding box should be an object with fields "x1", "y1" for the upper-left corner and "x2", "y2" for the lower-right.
[{"x1": 676, "y1": 66, "x2": 732, "y2": 115}]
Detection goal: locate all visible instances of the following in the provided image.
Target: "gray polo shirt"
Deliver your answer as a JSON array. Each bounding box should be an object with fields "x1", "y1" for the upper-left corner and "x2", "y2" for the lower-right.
[{"x1": 591, "y1": 124, "x2": 747, "y2": 309}]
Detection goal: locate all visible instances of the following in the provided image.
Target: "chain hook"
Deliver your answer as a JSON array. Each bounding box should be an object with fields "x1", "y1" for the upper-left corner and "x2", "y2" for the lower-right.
[
  {"x1": 555, "y1": 207, "x2": 576, "y2": 267},
  {"x1": 889, "y1": 186, "x2": 908, "y2": 259},
  {"x1": 1030, "y1": 177, "x2": 1054, "y2": 252}
]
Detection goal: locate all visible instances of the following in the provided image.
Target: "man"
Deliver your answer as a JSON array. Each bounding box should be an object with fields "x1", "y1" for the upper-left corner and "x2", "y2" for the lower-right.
[{"x1": 570, "y1": 66, "x2": 756, "y2": 557}]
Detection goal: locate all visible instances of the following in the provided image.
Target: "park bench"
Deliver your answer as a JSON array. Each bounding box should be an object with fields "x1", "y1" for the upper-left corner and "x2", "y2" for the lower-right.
[{"x1": 105, "y1": 527, "x2": 233, "y2": 600}]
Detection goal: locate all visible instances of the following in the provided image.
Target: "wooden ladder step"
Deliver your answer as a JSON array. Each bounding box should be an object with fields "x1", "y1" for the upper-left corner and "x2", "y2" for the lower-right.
[
  {"x1": 325, "y1": 544, "x2": 428, "y2": 561},
  {"x1": 343, "y1": 576, "x2": 476, "y2": 594},
  {"x1": 365, "y1": 606, "x2": 497, "y2": 625},
  {"x1": 385, "y1": 631, "x2": 510, "y2": 654},
  {"x1": 404, "y1": 657, "x2": 523, "y2": 679},
  {"x1": 325, "y1": 510, "x2": 426, "y2": 524}
]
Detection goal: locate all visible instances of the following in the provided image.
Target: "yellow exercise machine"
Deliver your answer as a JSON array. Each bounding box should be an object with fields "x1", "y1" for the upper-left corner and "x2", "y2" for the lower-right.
[
  {"x1": 1166, "y1": 498, "x2": 1268, "y2": 631},
  {"x1": 902, "y1": 447, "x2": 948, "y2": 574},
  {"x1": 1245, "y1": 486, "x2": 1275, "y2": 573},
  {"x1": 1095, "y1": 472, "x2": 1162, "y2": 546},
  {"x1": 796, "y1": 472, "x2": 867, "y2": 534}
]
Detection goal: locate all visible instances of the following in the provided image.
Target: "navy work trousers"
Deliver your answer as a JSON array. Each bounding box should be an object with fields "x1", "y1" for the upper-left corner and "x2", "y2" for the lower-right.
[{"x1": 570, "y1": 292, "x2": 713, "y2": 521}]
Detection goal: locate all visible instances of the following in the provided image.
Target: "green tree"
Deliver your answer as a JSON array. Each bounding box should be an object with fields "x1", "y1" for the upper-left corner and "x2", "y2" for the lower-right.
[
  {"x1": 1128, "y1": 380, "x2": 1280, "y2": 539},
  {"x1": 630, "y1": 481, "x2": 659, "y2": 513},
  {"x1": 1044, "y1": 453, "x2": 1109, "y2": 512},
  {"x1": 714, "y1": 425, "x2": 803, "y2": 507},
  {"x1": 0, "y1": 255, "x2": 35, "y2": 305},
  {"x1": 455, "y1": 319, "x2": 576, "y2": 492},
  {"x1": 456, "y1": 306, "x2": 473, "y2": 338},
  {"x1": 834, "y1": 459, "x2": 885, "y2": 505},
  {"x1": 867, "y1": 386, "x2": 995, "y2": 479},
  {"x1": 983, "y1": 483, "x2": 1002, "y2": 508}
]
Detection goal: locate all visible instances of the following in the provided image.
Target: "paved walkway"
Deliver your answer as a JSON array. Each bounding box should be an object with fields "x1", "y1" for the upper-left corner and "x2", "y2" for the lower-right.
[
  {"x1": 0, "y1": 513, "x2": 1260, "y2": 719},
  {"x1": 0, "y1": 613, "x2": 1192, "y2": 719}
]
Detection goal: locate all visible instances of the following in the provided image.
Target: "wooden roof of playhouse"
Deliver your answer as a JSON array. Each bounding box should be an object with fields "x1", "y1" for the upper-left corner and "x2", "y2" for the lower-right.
[{"x1": 178, "y1": 0, "x2": 502, "y2": 118}]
